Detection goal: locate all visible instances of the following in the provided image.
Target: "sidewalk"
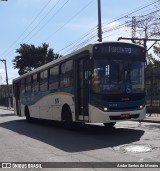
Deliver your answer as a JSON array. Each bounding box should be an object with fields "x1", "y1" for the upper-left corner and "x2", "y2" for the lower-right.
[
  {"x1": 142, "y1": 114, "x2": 160, "y2": 123},
  {"x1": 0, "y1": 106, "x2": 14, "y2": 111}
]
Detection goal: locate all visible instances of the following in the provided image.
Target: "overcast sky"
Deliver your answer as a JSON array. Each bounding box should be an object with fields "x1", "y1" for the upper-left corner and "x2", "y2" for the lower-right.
[{"x1": 0, "y1": 0, "x2": 157, "y2": 83}]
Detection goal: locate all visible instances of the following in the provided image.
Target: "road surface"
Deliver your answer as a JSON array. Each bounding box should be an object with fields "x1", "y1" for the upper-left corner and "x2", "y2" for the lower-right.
[{"x1": 0, "y1": 108, "x2": 160, "y2": 170}]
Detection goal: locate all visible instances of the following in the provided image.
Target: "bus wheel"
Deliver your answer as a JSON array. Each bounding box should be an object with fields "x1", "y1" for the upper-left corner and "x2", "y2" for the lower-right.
[
  {"x1": 62, "y1": 105, "x2": 74, "y2": 130},
  {"x1": 25, "y1": 106, "x2": 32, "y2": 122},
  {"x1": 103, "y1": 122, "x2": 116, "y2": 128}
]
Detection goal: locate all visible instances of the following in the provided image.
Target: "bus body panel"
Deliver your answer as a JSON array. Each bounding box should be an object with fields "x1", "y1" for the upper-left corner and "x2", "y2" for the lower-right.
[
  {"x1": 89, "y1": 104, "x2": 146, "y2": 123},
  {"x1": 20, "y1": 93, "x2": 75, "y2": 121}
]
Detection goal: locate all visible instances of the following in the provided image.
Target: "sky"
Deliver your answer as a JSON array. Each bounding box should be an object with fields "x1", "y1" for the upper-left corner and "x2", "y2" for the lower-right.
[{"x1": 0, "y1": 0, "x2": 158, "y2": 84}]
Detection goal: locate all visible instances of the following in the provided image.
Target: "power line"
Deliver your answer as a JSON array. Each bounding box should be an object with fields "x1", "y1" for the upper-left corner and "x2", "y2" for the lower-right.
[
  {"x1": 103, "y1": 31, "x2": 131, "y2": 41},
  {"x1": 44, "y1": 0, "x2": 95, "y2": 42},
  {"x1": 102, "y1": 0, "x2": 160, "y2": 27},
  {"x1": 125, "y1": 9, "x2": 160, "y2": 39},
  {"x1": 62, "y1": 4, "x2": 159, "y2": 53},
  {"x1": 59, "y1": 0, "x2": 160, "y2": 55},
  {"x1": 130, "y1": 6, "x2": 159, "y2": 17},
  {"x1": 1, "y1": 0, "x2": 68, "y2": 58},
  {"x1": 61, "y1": 3, "x2": 160, "y2": 55},
  {"x1": 65, "y1": 22, "x2": 129, "y2": 54},
  {"x1": 1, "y1": 0, "x2": 96, "y2": 60},
  {"x1": 0, "y1": 0, "x2": 52, "y2": 57},
  {"x1": 57, "y1": 26, "x2": 97, "y2": 53},
  {"x1": 25, "y1": 0, "x2": 70, "y2": 43},
  {"x1": 3, "y1": 0, "x2": 160, "y2": 59},
  {"x1": 58, "y1": 24, "x2": 129, "y2": 55},
  {"x1": 67, "y1": 23, "x2": 130, "y2": 54},
  {"x1": 63, "y1": 34, "x2": 97, "y2": 55},
  {"x1": 102, "y1": 21, "x2": 132, "y2": 34}
]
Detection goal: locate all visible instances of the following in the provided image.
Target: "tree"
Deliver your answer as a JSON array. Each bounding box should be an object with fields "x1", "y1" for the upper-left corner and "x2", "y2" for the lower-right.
[
  {"x1": 130, "y1": 10, "x2": 160, "y2": 43},
  {"x1": 126, "y1": 10, "x2": 160, "y2": 65},
  {"x1": 152, "y1": 43, "x2": 160, "y2": 66},
  {"x1": 13, "y1": 43, "x2": 62, "y2": 75}
]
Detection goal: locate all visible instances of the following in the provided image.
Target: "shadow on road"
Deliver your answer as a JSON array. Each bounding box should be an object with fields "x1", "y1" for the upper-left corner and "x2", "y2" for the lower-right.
[{"x1": 0, "y1": 119, "x2": 144, "y2": 152}]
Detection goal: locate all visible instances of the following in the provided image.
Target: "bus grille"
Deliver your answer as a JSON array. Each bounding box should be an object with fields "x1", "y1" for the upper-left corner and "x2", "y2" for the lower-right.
[{"x1": 109, "y1": 114, "x2": 139, "y2": 120}]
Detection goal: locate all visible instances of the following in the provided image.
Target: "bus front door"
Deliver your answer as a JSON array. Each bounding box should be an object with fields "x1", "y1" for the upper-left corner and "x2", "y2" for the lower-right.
[{"x1": 75, "y1": 57, "x2": 89, "y2": 121}]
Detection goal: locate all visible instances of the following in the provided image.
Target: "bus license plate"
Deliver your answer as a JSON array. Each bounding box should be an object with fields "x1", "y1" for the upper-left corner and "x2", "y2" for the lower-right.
[{"x1": 121, "y1": 113, "x2": 130, "y2": 118}]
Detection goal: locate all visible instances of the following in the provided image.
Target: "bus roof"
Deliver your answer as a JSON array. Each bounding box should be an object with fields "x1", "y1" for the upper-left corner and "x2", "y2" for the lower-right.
[{"x1": 12, "y1": 41, "x2": 144, "y2": 82}]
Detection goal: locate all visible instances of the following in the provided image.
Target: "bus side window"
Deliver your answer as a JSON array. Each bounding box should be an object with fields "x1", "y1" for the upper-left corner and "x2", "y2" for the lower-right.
[
  {"x1": 49, "y1": 65, "x2": 59, "y2": 90},
  {"x1": 14, "y1": 82, "x2": 20, "y2": 98},
  {"x1": 32, "y1": 74, "x2": 39, "y2": 92},
  {"x1": 20, "y1": 78, "x2": 26, "y2": 95},
  {"x1": 40, "y1": 70, "x2": 48, "y2": 92},
  {"x1": 60, "y1": 60, "x2": 73, "y2": 88},
  {"x1": 26, "y1": 76, "x2": 31, "y2": 93}
]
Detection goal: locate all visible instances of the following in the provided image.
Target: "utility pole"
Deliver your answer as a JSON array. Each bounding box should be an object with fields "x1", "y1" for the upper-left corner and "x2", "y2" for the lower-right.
[
  {"x1": 0, "y1": 59, "x2": 11, "y2": 109},
  {"x1": 132, "y1": 17, "x2": 136, "y2": 42},
  {"x1": 97, "y1": 0, "x2": 102, "y2": 42}
]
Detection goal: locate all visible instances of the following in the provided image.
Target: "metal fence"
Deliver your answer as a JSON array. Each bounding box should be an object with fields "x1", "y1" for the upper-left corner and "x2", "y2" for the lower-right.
[
  {"x1": 0, "y1": 85, "x2": 13, "y2": 107},
  {"x1": 145, "y1": 66, "x2": 160, "y2": 113}
]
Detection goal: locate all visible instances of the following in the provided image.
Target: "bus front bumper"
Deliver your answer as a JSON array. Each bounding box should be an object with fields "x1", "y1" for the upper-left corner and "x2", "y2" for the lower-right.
[{"x1": 89, "y1": 104, "x2": 146, "y2": 123}]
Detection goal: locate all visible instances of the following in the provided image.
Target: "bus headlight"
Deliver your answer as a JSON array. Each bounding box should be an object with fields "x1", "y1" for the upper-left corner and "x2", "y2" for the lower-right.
[
  {"x1": 139, "y1": 105, "x2": 144, "y2": 110},
  {"x1": 104, "y1": 107, "x2": 108, "y2": 112}
]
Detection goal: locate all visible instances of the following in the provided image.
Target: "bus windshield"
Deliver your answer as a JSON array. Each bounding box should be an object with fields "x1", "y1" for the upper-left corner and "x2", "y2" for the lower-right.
[{"x1": 92, "y1": 59, "x2": 144, "y2": 94}]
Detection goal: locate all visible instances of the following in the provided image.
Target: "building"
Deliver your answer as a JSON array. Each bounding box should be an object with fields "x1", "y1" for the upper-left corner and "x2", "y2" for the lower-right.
[
  {"x1": 145, "y1": 66, "x2": 160, "y2": 113},
  {"x1": 0, "y1": 84, "x2": 13, "y2": 107}
]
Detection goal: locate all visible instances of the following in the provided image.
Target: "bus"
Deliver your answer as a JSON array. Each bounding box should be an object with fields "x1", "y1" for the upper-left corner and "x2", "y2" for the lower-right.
[{"x1": 12, "y1": 42, "x2": 146, "y2": 128}]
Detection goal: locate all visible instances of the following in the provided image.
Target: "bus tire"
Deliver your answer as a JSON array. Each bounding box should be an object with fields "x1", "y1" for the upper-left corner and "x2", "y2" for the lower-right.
[
  {"x1": 103, "y1": 122, "x2": 116, "y2": 128},
  {"x1": 62, "y1": 105, "x2": 74, "y2": 130},
  {"x1": 25, "y1": 106, "x2": 32, "y2": 122}
]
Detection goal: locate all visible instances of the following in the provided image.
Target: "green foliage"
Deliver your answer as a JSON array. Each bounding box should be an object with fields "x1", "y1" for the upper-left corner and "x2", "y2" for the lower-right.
[
  {"x1": 152, "y1": 43, "x2": 160, "y2": 66},
  {"x1": 153, "y1": 43, "x2": 160, "y2": 57},
  {"x1": 145, "y1": 43, "x2": 160, "y2": 67},
  {"x1": 12, "y1": 43, "x2": 62, "y2": 75},
  {"x1": 146, "y1": 53, "x2": 155, "y2": 66}
]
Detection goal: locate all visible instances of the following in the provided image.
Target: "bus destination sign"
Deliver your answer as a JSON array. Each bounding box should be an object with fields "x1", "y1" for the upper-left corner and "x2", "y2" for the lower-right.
[
  {"x1": 106, "y1": 46, "x2": 131, "y2": 54},
  {"x1": 93, "y1": 44, "x2": 144, "y2": 57}
]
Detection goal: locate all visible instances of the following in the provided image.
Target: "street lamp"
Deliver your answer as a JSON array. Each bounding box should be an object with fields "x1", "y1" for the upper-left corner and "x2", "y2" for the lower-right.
[{"x1": 0, "y1": 59, "x2": 11, "y2": 109}]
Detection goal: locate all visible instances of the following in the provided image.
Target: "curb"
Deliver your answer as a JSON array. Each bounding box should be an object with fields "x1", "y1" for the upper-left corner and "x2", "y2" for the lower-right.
[
  {"x1": 141, "y1": 119, "x2": 160, "y2": 124},
  {"x1": 0, "y1": 107, "x2": 14, "y2": 111}
]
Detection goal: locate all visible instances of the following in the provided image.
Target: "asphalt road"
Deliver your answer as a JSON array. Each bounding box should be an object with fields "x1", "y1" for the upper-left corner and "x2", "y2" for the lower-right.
[{"x1": 0, "y1": 108, "x2": 160, "y2": 171}]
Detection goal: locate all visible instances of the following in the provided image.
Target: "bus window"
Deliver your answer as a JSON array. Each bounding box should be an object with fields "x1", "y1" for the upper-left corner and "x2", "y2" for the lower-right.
[
  {"x1": 32, "y1": 74, "x2": 39, "y2": 92},
  {"x1": 40, "y1": 70, "x2": 48, "y2": 91},
  {"x1": 60, "y1": 60, "x2": 73, "y2": 88},
  {"x1": 26, "y1": 76, "x2": 31, "y2": 93},
  {"x1": 49, "y1": 65, "x2": 59, "y2": 90},
  {"x1": 20, "y1": 78, "x2": 26, "y2": 95}
]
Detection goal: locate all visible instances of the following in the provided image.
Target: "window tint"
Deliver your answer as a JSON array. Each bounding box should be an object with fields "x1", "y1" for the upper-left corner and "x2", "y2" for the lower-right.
[
  {"x1": 49, "y1": 66, "x2": 59, "y2": 90},
  {"x1": 61, "y1": 60, "x2": 73, "y2": 74},
  {"x1": 32, "y1": 74, "x2": 39, "y2": 92},
  {"x1": 20, "y1": 79, "x2": 25, "y2": 95},
  {"x1": 60, "y1": 60, "x2": 73, "y2": 88},
  {"x1": 40, "y1": 70, "x2": 48, "y2": 91},
  {"x1": 26, "y1": 77, "x2": 31, "y2": 93}
]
